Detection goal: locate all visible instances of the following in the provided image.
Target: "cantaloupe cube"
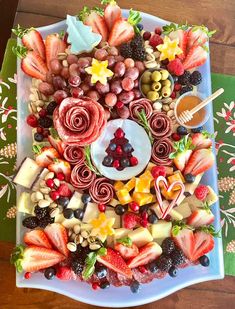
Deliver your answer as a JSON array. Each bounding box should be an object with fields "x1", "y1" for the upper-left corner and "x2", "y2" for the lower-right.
[
  {"x1": 114, "y1": 181, "x2": 124, "y2": 191},
  {"x1": 151, "y1": 220, "x2": 172, "y2": 239},
  {"x1": 135, "y1": 178, "x2": 151, "y2": 193},
  {"x1": 124, "y1": 177, "x2": 136, "y2": 191},
  {"x1": 116, "y1": 188, "x2": 132, "y2": 205},
  {"x1": 168, "y1": 173, "x2": 184, "y2": 191},
  {"x1": 132, "y1": 192, "x2": 153, "y2": 206}
]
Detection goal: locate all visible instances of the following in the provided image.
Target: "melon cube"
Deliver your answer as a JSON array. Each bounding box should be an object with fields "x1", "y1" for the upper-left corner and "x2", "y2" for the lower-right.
[
  {"x1": 17, "y1": 192, "x2": 34, "y2": 215},
  {"x1": 114, "y1": 228, "x2": 130, "y2": 241},
  {"x1": 82, "y1": 202, "x2": 99, "y2": 222},
  {"x1": 105, "y1": 209, "x2": 121, "y2": 228},
  {"x1": 128, "y1": 227, "x2": 153, "y2": 247},
  {"x1": 67, "y1": 191, "x2": 83, "y2": 210},
  {"x1": 151, "y1": 220, "x2": 172, "y2": 239},
  {"x1": 135, "y1": 178, "x2": 151, "y2": 193},
  {"x1": 174, "y1": 202, "x2": 192, "y2": 218}
]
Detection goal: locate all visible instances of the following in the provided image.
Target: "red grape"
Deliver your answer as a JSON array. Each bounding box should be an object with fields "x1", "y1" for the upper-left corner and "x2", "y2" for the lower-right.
[
  {"x1": 71, "y1": 87, "x2": 84, "y2": 98},
  {"x1": 107, "y1": 55, "x2": 116, "y2": 68},
  {"x1": 108, "y1": 47, "x2": 119, "y2": 56},
  {"x1": 80, "y1": 83, "x2": 90, "y2": 94},
  {"x1": 68, "y1": 76, "x2": 81, "y2": 88},
  {"x1": 118, "y1": 91, "x2": 135, "y2": 104},
  {"x1": 135, "y1": 61, "x2": 145, "y2": 74},
  {"x1": 61, "y1": 67, "x2": 69, "y2": 79},
  {"x1": 85, "y1": 75, "x2": 95, "y2": 87},
  {"x1": 116, "y1": 106, "x2": 130, "y2": 119},
  {"x1": 67, "y1": 54, "x2": 78, "y2": 65},
  {"x1": 54, "y1": 90, "x2": 68, "y2": 104},
  {"x1": 105, "y1": 93, "x2": 117, "y2": 107},
  {"x1": 134, "y1": 79, "x2": 139, "y2": 88},
  {"x1": 125, "y1": 67, "x2": 139, "y2": 80},
  {"x1": 38, "y1": 82, "x2": 54, "y2": 96},
  {"x1": 78, "y1": 57, "x2": 91, "y2": 68},
  {"x1": 52, "y1": 76, "x2": 67, "y2": 90},
  {"x1": 110, "y1": 80, "x2": 122, "y2": 95},
  {"x1": 115, "y1": 55, "x2": 124, "y2": 62},
  {"x1": 87, "y1": 90, "x2": 100, "y2": 101},
  {"x1": 104, "y1": 109, "x2": 111, "y2": 120},
  {"x1": 50, "y1": 59, "x2": 62, "y2": 74},
  {"x1": 96, "y1": 81, "x2": 110, "y2": 94},
  {"x1": 124, "y1": 58, "x2": 135, "y2": 68},
  {"x1": 133, "y1": 89, "x2": 142, "y2": 99},
  {"x1": 69, "y1": 63, "x2": 80, "y2": 77},
  {"x1": 94, "y1": 49, "x2": 108, "y2": 61},
  {"x1": 121, "y1": 77, "x2": 134, "y2": 91},
  {"x1": 114, "y1": 62, "x2": 126, "y2": 77},
  {"x1": 46, "y1": 72, "x2": 53, "y2": 84}
]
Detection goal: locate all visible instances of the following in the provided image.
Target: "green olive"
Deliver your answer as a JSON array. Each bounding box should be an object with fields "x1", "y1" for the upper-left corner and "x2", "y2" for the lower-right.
[
  {"x1": 141, "y1": 83, "x2": 151, "y2": 95},
  {"x1": 160, "y1": 69, "x2": 169, "y2": 80},
  {"x1": 151, "y1": 71, "x2": 162, "y2": 82},
  {"x1": 161, "y1": 79, "x2": 171, "y2": 87},
  {"x1": 161, "y1": 86, "x2": 171, "y2": 98},
  {"x1": 151, "y1": 81, "x2": 162, "y2": 91},
  {"x1": 147, "y1": 91, "x2": 159, "y2": 101},
  {"x1": 141, "y1": 71, "x2": 152, "y2": 84}
]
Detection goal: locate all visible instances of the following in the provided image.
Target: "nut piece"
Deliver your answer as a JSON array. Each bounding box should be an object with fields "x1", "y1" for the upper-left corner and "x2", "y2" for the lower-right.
[
  {"x1": 50, "y1": 208, "x2": 60, "y2": 218},
  {"x1": 38, "y1": 199, "x2": 50, "y2": 208},
  {"x1": 53, "y1": 178, "x2": 60, "y2": 187},
  {"x1": 67, "y1": 242, "x2": 77, "y2": 252},
  {"x1": 35, "y1": 191, "x2": 44, "y2": 201},
  {"x1": 50, "y1": 202, "x2": 57, "y2": 209},
  {"x1": 153, "y1": 102, "x2": 163, "y2": 111},
  {"x1": 170, "y1": 102, "x2": 176, "y2": 109},
  {"x1": 81, "y1": 240, "x2": 88, "y2": 247},
  {"x1": 40, "y1": 187, "x2": 51, "y2": 194},
  {"x1": 75, "y1": 234, "x2": 83, "y2": 244},
  {"x1": 73, "y1": 224, "x2": 81, "y2": 235},
  {"x1": 162, "y1": 104, "x2": 170, "y2": 112},
  {"x1": 89, "y1": 243, "x2": 101, "y2": 250},
  {"x1": 45, "y1": 172, "x2": 55, "y2": 180},
  {"x1": 167, "y1": 110, "x2": 174, "y2": 117},
  {"x1": 81, "y1": 230, "x2": 89, "y2": 239}
]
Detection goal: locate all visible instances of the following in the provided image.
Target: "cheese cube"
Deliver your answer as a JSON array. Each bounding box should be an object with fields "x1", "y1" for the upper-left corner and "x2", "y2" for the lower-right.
[
  {"x1": 132, "y1": 192, "x2": 153, "y2": 206},
  {"x1": 151, "y1": 220, "x2": 172, "y2": 239},
  {"x1": 61, "y1": 217, "x2": 81, "y2": 229},
  {"x1": 17, "y1": 192, "x2": 34, "y2": 215},
  {"x1": 170, "y1": 209, "x2": 183, "y2": 221},
  {"x1": 116, "y1": 188, "x2": 132, "y2": 205},
  {"x1": 128, "y1": 227, "x2": 153, "y2": 247},
  {"x1": 124, "y1": 177, "x2": 136, "y2": 191}
]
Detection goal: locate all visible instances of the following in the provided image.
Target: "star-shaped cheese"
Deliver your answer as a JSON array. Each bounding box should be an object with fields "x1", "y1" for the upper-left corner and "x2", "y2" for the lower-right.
[
  {"x1": 157, "y1": 36, "x2": 183, "y2": 61},
  {"x1": 90, "y1": 213, "x2": 115, "y2": 242},
  {"x1": 85, "y1": 58, "x2": 114, "y2": 85}
]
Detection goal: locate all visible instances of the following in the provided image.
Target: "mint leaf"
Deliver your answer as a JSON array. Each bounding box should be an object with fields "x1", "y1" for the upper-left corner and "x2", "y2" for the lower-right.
[
  {"x1": 162, "y1": 22, "x2": 189, "y2": 35},
  {"x1": 116, "y1": 236, "x2": 133, "y2": 247},
  {"x1": 97, "y1": 247, "x2": 107, "y2": 256},
  {"x1": 199, "y1": 225, "x2": 221, "y2": 237},
  {"x1": 82, "y1": 252, "x2": 97, "y2": 280}
]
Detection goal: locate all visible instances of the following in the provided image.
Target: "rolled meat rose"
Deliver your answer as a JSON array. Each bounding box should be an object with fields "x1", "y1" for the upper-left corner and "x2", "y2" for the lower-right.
[
  {"x1": 89, "y1": 177, "x2": 114, "y2": 204},
  {"x1": 151, "y1": 137, "x2": 173, "y2": 166},
  {"x1": 149, "y1": 112, "x2": 172, "y2": 139},
  {"x1": 129, "y1": 98, "x2": 153, "y2": 121},
  {"x1": 63, "y1": 144, "x2": 85, "y2": 165},
  {"x1": 53, "y1": 97, "x2": 106, "y2": 146},
  {"x1": 70, "y1": 162, "x2": 96, "y2": 190}
]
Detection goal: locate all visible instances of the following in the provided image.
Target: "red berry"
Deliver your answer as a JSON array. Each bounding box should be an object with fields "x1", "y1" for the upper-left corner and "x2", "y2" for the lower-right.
[
  {"x1": 140, "y1": 219, "x2": 148, "y2": 227},
  {"x1": 116, "y1": 101, "x2": 124, "y2": 109},
  {"x1": 116, "y1": 145, "x2": 123, "y2": 154},
  {"x1": 43, "y1": 129, "x2": 49, "y2": 137},
  {"x1": 46, "y1": 178, "x2": 54, "y2": 188},
  {"x1": 165, "y1": 214, "x2": 171, "y2": 222},
  {"x1": 139, "y1": 265, "x2": 148, "y2": 274},
  {"x1": 149, "y1": 34, "x2": 163, "y2": 48},
  {"x1": 24, "y1": 272, "x2": 31, "y2": 279},
  {"x1": 151, "y1": 166, "x2": 167, "y2": 178},
  {"x1": 39, "y1": 109, "x2": 47, "y2": 118},
  {"x1": 174, "y1": 83, "x2": 182, "y2": 91},
  {"x1": 92, "y1": 282, "x2": 100, "y2": 290},
  {"x1": 141, "y1": 211, "x2": 148, "y2": 220},
  {"x1": 57, "y1": 172, "x2": 65, "y2": 181},
  {"x1": 195, "y1": 185, "x2": 209, "y2": 201},
  {"x1": 37, "y1": 127, "x2": 43, "y2": 134},
  {"x1": 170, "y1": 91, "x2": 176, "y2": 99},
  {"x1": 26, "y1": 114, "x2": 38, "y2": 128},
  {"x1": 129, "y1": 201, "x2": 140, "y2": 212},
  {"x1": 172, "y1": 133, "x2": 181, "y2": 141},
  {"x1": 122, "y1": 212, "x2": 140, "y2": 229},
  {"x1": 98, "y1": 203, "x2": 106, "y2": 212},
  {"x1": 130, "y1": 156, "x2": 138, "y2": 166},
  {"x1": 143, "y1": 31, "x2": 151, "y2": 40},
  {"x1": 115, "y1": 128, "x2": 124, "y2": 138},
  {"x1": 71, "y1": 87, "x2": 84, "y2": 98},
  {"x1": 50, "y1": 190, "x2": 60, "y2": 201},
  {"x1": 154, "y1": 27, "x2": 162, "y2": 35},
  {"x1": 167, "y1": 59, "x2": 184, "y2": 76},
  {"x1": 113, "y1": 160, "x2": 120, "y2": 169}
]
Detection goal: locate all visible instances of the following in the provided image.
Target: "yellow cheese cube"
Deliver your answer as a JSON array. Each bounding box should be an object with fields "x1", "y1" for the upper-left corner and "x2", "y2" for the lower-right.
[
  {"x1": 168, "y1": 173, "x2": 184, "y2": 191},
  {"x1": 135, "y1": 178, "x2": 151, "y2": 193},
  {"x1": 116, "y1": 188, "x2": 132, "y2": 205},
  {"x1": 161, "y1": 188, "x2": 180, "y2": 200},
  {"x1": 132, "y1": 192, "x2": 153, "y2": 206},
  {"x1": 124, "y1": 177, "x2": 136, "y2": 192},
  {"x1": 114, "y1": 181, "x2": 124, "y2": 191},
  {"x1": 140, "y1": 170, "x2": 154, "y2": 182}
]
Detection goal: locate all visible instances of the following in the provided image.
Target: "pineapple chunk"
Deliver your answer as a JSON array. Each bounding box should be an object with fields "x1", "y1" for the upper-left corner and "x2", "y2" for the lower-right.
[
  {"x1": 161, "y1": 188, "x2": 180, "y2": 200},
  {"x1": 173, "y1": 170, "x2": 185, "y2": 182},
  {"x1": 114, "y1": 228, "x2": 130, "y2": 241},
  {"x1": 105, "y1": 209, "x2": 121, "y2": 228},
  {"x1": 184, "y1": 173, "x2": 203, "y2": 195},
  {"x1": 135, "y1": 178, "x2": 151, "y2": 193},
  {"x1": 114, "y1": 181, "x2": 124, "y2": 191},
  {"x1": 124, "y1": 177, "x2": 136, "y2": 191},
  {"x1": 165, "y1": 166, "x2": 174, "y2": 176},
  {"x1": 82, "y1": 202, "x2": 99, "y2": 222},
  {"x1": 116, "y1": 188, "x2": 132, "y2": 205},
  {"x1": 140, "y1": 170, "x2": 154, "y2": 182},
  {"x1": 132, "y1": 192, "x2": 153, "y2": 206},
  {"x1": 151, "y1": 220, "x2": 172, "y2": 239},
  {"x1": 174, "y1": 202, "x2": 192, "y2": 218},
  {"x1": 67, "y1": 191, "x2": 83, "y2": 210},
  {"x1": 17, "y1": 192, "x2": 34, "y2": 215},
  {"x1": 128, "y1": 227, "x2": 153, "y2": 247}
]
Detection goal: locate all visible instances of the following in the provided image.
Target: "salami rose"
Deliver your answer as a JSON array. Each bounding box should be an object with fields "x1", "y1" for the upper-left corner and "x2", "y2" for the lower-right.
[
  {"x1": 54, "y1": 97, "x2": 106, "y2": 146},
  {"x1": 129, "y1": 98, "x2": 153, "y2": 121},
  {"x1": 149, "y1": 112, "x2": 172, "y2": 139},
  {"x1": 151, "y1": 137, "x2": 173, "y2": 166},
  {"x1": 70, "y1": 162, "x2": 96, "y2": 190},
  {"x1": 89, "y1": 177, "x2": 114, "y2": 204},
  {"x1": 63, "y1": 144, "x2": 84, "y2": 165}
]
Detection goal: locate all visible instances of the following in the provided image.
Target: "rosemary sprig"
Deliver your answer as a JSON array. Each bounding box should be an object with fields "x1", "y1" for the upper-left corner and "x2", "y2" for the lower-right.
[
  {"x1": 84, "y1": 145, "x2": 102, "y2": 176},
  {"x1": 137, "y1": 109, "x2": 154, "y2": 144}
]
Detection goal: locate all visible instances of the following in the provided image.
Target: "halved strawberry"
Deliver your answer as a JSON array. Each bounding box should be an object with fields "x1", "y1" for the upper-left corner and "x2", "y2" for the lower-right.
[
  {"x1": 11, "y1": 245, "x2": 65, "y2": 273},
  {"x1": 48, "y1": 128, "x2": 65, "y2": 155},
  {"x1": 182, "y1": 45, "x2": 207, "y2": 70},
  {"x1": 192, "y1": 230, "x2": 214, "y2": 261},
  {"x1": 187, "y1": 209, "x2": 215, "y2": 228},
  {"x1": 122, "y1": 212, "x2": 140, "y2": 229},
  {"x1": 191, "y1": 132, "x2": 212, "y2": 150},
  {"x1": 12, "y1": 25, "x2": 46, "y2": 60},
  {"x1": 187, "y1": 26, "x2": 210, "y2": 50},
  {"x1": 44, "y1": 223, "x2": 69, "y2": 257},
  {"x1": 169, "y1": 135, "x2": 193, "y2": 171},
  {"x1": 79, "y1": 7, "x2": 108, "y2": 41},
  {"x1": 127, "y1": 242, "x2": 162, "y2": 268},
  {"x1": 184, "y1": 148, "x2": 215, "y2": 176},
  {"x1": 33, "y1": 145, "x2": 60, "y2": 168},
  {"x1": 45, "y1": 34, "x2": 66, "y2": 71},
  {"x1": 172, "y1": 227, "x2": 194, "y2": 261},
  {"x1": 108, "y1": 9, "x2": 141, "y2": 46},
  {"x1": 24, "y1": 230, "x2": 52, "y2": 249},
  {"x1": 102, "y1": 0, "x2": 122, "y2": 31},
  {"x1": 114, "y1": 243, "x2": 139, "y2": 259},
  {"x1": 48, "y1": 159, "x2": 71, "y2": 182},
  {"x1": 169, "y1": 29, "x2": 188, "y2": 60},
  {"x1": 97, "y1": 248, "x2": 132, "y2": 278}
]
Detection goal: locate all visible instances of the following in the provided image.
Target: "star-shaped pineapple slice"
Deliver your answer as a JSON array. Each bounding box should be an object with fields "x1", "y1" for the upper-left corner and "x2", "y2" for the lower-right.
[
  {"x1": 157, "y1": 36, "x2": 183, "y2": 61},
  {"x1": 85, "y1": 58, "x2": 114, "y2": 85},
  {"x1": 90, "y1": 213, "x2": 115, "y2": 242}
]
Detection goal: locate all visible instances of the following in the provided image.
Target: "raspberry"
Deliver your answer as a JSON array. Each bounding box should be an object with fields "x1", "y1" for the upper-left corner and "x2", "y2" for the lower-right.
[
  {"x1": 172, "y1": 133, "x2": 181, "y2": 141},
  {"x1": 170, "y1": 91, "x2": 176, "y2": 99},
  {"x1": 151, "y1": 166, "x2": 166, "y2": 178},
  {"x1": 174, "y1": 83, "x2": 182, "y2": 92},
  {"x1": 194, "y1": 185, "x2": 209, "y2": 200},
  {"x1": 57, "y1": 183, "x2": 72, "y2": 198},
  {"x1": 154, "y1": 27, "x2": 162, "y2": 35},
  {"x1": 167, "y1": 59, "x2": 184, "y2": 76},
  {"x1": 56, "y1": 266, "x2": 75, "y2": 280},
  {"x1": 143, "y1": 31, "x2": 151, "y2": 40},
  {"x1": 149, "y1": 34, "x2": 163, "y2": 48},
  {"x1": 26, "y1": 114, "x2": 38, "y2": 128},
  {"x1": 122, "y1": 212, "x2": 140, "y2": 229}
]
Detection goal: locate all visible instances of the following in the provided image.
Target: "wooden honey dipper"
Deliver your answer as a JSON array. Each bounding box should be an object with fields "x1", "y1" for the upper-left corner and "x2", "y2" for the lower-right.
[{"x1": 178, "y1": 88, "x2": 224, "y2": 125}]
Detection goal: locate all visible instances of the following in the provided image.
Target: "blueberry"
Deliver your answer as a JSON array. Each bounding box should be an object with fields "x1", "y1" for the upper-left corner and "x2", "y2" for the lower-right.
[
  {"x1": 184, "y1": 173, "x2": 195, "y2": 183},
  {"x1": 191, "y1": 126, "x2": 203, "y2": 133},
  {"x1": 58, "y1": 196, "x2": 70, "y2": 208},
  {"x1": 148, "y1": 261, "x2": 158, "y2": 273},
  {"x1": 100, "y1": 280, "x2": 110, "y2": 289},
  {"x1": 63, "y1": 208, "x2": 74, "y2": 219},
  {"x1": 168, "y1": 266, "x2": 178, "y2": 277},
  {"x1": 177, "y1": 126, "x2": 188, "y2": 135},
  {"x1": 115, "y1": 204, "x2": 126, "y2": 215},
  {"x1": 120, "y1": 158, "x2": 130, "y2": 168},
  {"x1": 123, "y1": 143, "x2": 133, "y2": 153},
  {"x1": 109, "y1": 143, "x2": 117, "y2": 151},
  {"x1": 137, "y1": 23, "x2": 144, "y2": 31},
  {"x1": 102, "y1": 155, "x2": 113, "y2": 167},
  {"x1": 81, "y1": 194, "x2": 91, "y2": 204},
  {"x1": 95, "y1": 266, "x2": 107, "y2": 279},
  {"x1": 34, "y1": 133, "x2": 44, "y2": 142},
  {"x1": 199, "y1": 255, "x2": 210, "y2": 267},
  {"x1": 74, "y1": 208, "x2": 84, "y2": 220},
  {"x1": 44, "y1": 267, "x2": 56, "y2": 280},
  {"x1": 130, "y1": 280, "x2": 141, "y2": 293},
  {"x1": 148, "y1": 213, "x2": 158, "y2": 224}
]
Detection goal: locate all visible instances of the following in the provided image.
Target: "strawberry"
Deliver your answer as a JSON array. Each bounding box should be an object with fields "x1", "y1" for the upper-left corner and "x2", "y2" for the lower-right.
[
  {"x1": 12, "y1": 25, "x2": 46, "y2": 60},
  {"x1": 184, "y1": 148, "x2": 215, "y2": 176},
  {"x1": 48, "y1": 128, "x2": 66, "y2": 155},
  {"x1": 57, "y1": 183, "x2": 72, "y2": 198},
  {"x1": 44, "y1": 223, "x2": 69, "y2": 257},
  {"x1": 45, "y1": 34, "x2": 66, "y2": 71},
  {"x1": 187, "y1": 209, "x2": 214, "y2": 227},
  {"x1": 169, "y1": 135, "x2": 193, "y2": 171},
  {"x1": 78, "y1": 6, "x2": 108, "y2": 41},
  {"x1": 48, "y1": 159, "x2": 71, "y2": 182},
  {"x1": 169, "y1": 29, "x2": 188, "y2": 60},
  {"x1": 191, "y1": 132, "x2": 213, "y2": 150},
  {"x1": 114, "y1": 243, "x2": 139, "y2": 259},
  {"x1": 167, "y1": 58, "x2": 185, "y2": 76},
  {"x1": 56, "y1": 266, "x2": 77, "y2": 280},
  {"x1": 194, "y1": 185, "x2": 209, "y2": 200},
  {"x1": 102, "y1": 0, "x2": 122, "y2": 31},
  {"x1": 127, "y1": 242, "x2": 162, "y2": 268},
  {"x1": 33, "y1": 145, "x2": 60, "y2": 168},
  {"x1": 97, "y1": 248, "x2": 132, "y2": 278},
  {"x1": 122, "y1": 212, "x2": 140, "y2": 229},
  {"x1": 11, "y1": 245, "x2": 65, "y2": 272},
  {"x1": 187, "y1": 25, "x2": 215, "y2": 50},
  {"x1": 108, "y1": 9, "x2": 142, "y2": 46},
  {"x1": 182, "y1": 45, "x2": 207, "y2": 70},
  {"x1": 192, "y1": 230, "x2": 214, "y2": 261},
  {"x1": 24, "y1": 230, "x2": 52, "y2": 249},
  {"x1": 172, "y1": 228, "x2": 194, "y2": 261}
]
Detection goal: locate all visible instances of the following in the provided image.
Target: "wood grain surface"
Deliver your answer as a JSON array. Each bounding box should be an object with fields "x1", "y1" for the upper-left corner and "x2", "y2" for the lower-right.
[{"x1": 1, "y1": 0, "x2": 235, "y2": 308}]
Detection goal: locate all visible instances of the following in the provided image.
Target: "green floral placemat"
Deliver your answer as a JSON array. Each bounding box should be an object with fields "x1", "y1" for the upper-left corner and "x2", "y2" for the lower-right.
[{"x1": 0, "y1": 39, "x2": 235, "y2": 275}]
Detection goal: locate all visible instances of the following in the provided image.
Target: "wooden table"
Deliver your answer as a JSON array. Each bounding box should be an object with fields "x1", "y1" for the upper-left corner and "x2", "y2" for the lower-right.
[{"x1": 1, "y1": 0, "x2": 235, "y2": 308}]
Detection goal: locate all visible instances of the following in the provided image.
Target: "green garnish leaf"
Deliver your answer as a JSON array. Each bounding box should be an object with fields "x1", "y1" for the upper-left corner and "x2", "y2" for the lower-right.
[
  {"x1": 169, "y1": 135, "x2": 194, "y2": 159},
  {"x1": 77, "y1": 6, "x2": 91, "y2": 21},
  {"x1": 201, "y1": 130, "x2": 215, "y2": 139},
  {"x1": 199, "y1": 225, "x2": 221, "y2": 237},
  {"x1": 191, "y1": 25, "x2": 216, "y2": 38},
  {"x1": 32, "y1": 144, "x2": 43, "y2": 154},
  {"x1": 116, "y1": 236, "x2": 133, "y2": 247},
  {"x1": 10, "y1": 245, "x2": 25, "y2": 272},
  {"x1": 59, "y1": 30, "x2": 65, "y2": 39},
  {"x1": 84, "y1": 145, "x2": 102, "y2": 176},
  {"x1": 136, "y1": 109, "x2": 154, "y2": 144},
  {"x1": 12, "y1": 25, "x2": 35, "y2": 38},
  {"x1": 93, "y1": 6, "x2": 104, "y2": 16},
  {"x1": 101, "y1": 0, "x2": 116, "y2": 5},
  {"x1": 171, "y1": 221, "x2": 192, "y2": 236},
  {"x1": 162, "y1": 22, "x2": 189, "y2": 35},
  {"x1": 97, "y1": 247, "x2": 107, "y2": 256},
  {"x1": 203, "y1": 201, "x2": 211, "y2": 214},
  {"x1": 82, "y1": 251, "x2": 97, "y2": 280},
  {"x1": 12, "y1": 45, "x2": 28, "y2": 59},
  {"x1": 128, "y1": 9, "x2": 142, "y2": 28},
  {"x1": 49, "y1": 128, "x2": 60, "y2": 139}
]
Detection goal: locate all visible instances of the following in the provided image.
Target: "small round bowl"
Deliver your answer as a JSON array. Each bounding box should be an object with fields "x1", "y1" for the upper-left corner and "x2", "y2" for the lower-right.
[
  {"x1": 139, "y1": 68, "x2": 174, "y2": 103},
  {"x1": 174, "y1": 91, "x2": 210, "y2": 129}
]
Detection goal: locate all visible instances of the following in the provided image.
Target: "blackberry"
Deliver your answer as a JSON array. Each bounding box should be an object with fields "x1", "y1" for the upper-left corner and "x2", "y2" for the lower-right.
[
  {"x1": 132, "y1": 46, "x2": 146, "y2": 61},
  {"x1": 46, "y1": 101, "x2": 57, "y2": 115},
  {"x1": 120, "y1": 43, "x2": 132, "y2": 58},
  {"x1": 22, "y1": 216, "x2": 39, "y2": 229},
  {"x1": 74, "y1": 245, "x2": 90, "y2": 260},
  {"x1": 162, "y1": 238, "x2": 175, "y2": 255},
  {"x1": 130, "y1": 34, "x2": 143, "y2": 48},
  {"x1": 71, "y1": 259, "x2": 84, "y2": 275},
  {"x1": 34, "y1": 205, "x2": 48, "y2": 220},
  {"x1": 180, "y1": 84, "x2": 193, "y2": 95},
  {"x1": 190, "y1": 71, "x2": 202, "y2": 86},
  {"x1": 178, "y1": 71, "x2": 191, "y2": 85},
  {"x1": 38, "y1": 215, "x2": 53, "y2": 228},
  {"x1": 170, "y1": 249, "x2": 185, "y2": 266},
  {"x1": 38, "y1": 116, "x2": 53, "y2": 128},
  {"x1": 157, "y1": 255, "x2": 172, "y2": 272}
]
